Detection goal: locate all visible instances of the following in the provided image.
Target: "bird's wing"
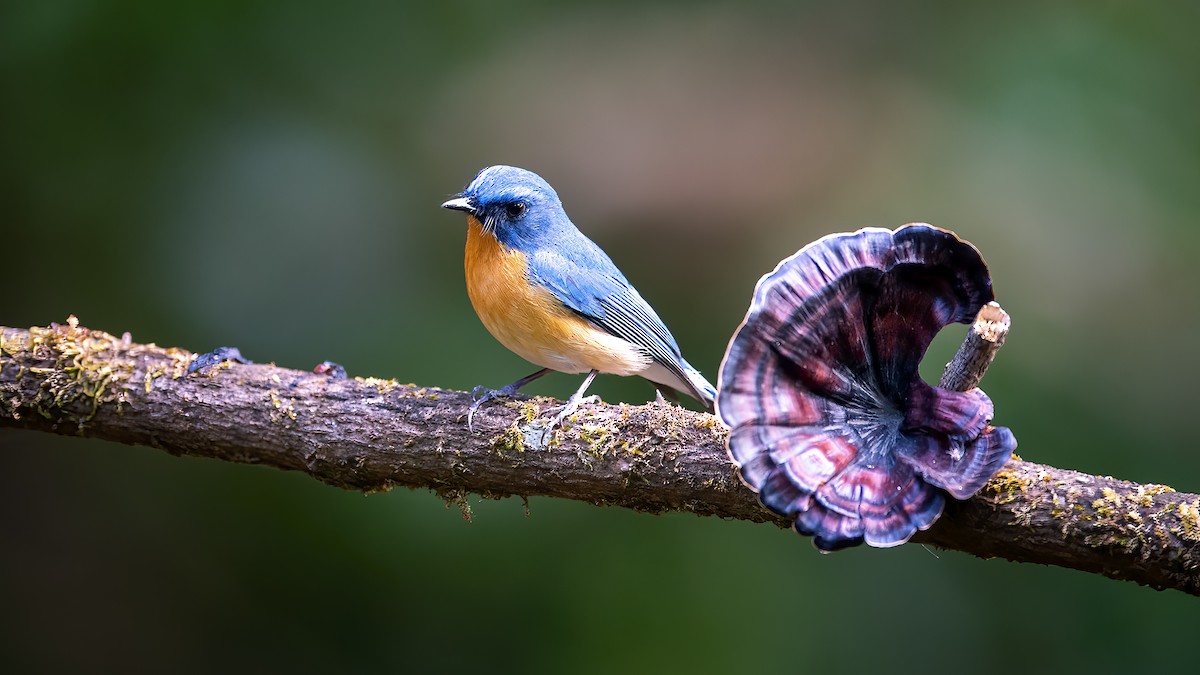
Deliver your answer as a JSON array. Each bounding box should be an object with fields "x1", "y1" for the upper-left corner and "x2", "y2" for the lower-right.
[{"x1": 526, "y1": 245, "x2": 703, "y2": 398}]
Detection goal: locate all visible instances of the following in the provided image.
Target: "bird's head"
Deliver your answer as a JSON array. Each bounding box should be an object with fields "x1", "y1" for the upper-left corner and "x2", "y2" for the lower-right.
[{"x1": 441, "y1": 165, "x2": 569, "y2": 249}]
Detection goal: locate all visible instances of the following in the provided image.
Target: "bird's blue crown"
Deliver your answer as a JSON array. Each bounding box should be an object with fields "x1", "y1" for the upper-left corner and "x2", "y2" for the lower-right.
[{"x1": 453, "y1": 165, "x2": 569, "y2": 250}]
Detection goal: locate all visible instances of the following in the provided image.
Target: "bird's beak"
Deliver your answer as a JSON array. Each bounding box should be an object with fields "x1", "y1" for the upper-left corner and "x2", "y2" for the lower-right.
[{"x1": 441, "y1": 196, "x2": 478, "y2": 215}]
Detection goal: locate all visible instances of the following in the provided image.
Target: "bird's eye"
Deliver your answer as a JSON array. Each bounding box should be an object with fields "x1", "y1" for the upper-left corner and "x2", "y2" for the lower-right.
[{"x1": 505, "y1": 202, "x2": 527, "y2": 219}]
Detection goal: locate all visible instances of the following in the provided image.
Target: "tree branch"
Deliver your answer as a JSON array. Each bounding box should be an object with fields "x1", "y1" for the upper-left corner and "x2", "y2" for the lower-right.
[
  {"x1": 2, "y1": 318, "x2": 1198, "y2": 595},
  {"x1": 939, "y1": 301, "x2": 1010, "y2": 391}
]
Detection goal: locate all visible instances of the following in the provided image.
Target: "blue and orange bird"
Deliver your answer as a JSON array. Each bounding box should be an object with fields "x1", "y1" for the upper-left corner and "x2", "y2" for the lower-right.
[{"x1": 441, "y1": 165, "x2": 715, "y2": 429}]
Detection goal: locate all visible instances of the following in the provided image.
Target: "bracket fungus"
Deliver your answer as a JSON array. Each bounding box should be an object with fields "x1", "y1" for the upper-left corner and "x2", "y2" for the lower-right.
[{"x1": 717, "y1": 224, "x2": 1017, "y2": 551}]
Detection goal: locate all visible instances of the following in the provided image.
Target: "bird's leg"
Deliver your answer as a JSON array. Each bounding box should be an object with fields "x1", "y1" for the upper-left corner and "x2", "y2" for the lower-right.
[
  {"x1": 548, "y1": 370, "x2": 601, "y2": 429},
  {"x1": 468, "y1": 368, "x2": 551, "y2": 432}
]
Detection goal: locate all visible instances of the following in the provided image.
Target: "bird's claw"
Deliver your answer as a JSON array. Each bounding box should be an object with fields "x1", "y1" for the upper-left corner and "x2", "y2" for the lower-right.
[
  {"x1": 467, "y1": 388, "x2": 600, "y2": 434},
  {"x1": 466, "y1": 396, "x2": 489, "y2": 433},
  {"x1": 547, "y1": 394, "x2": 600, "y2": 429},
  {"x1": 465, "y1": 368, "x2": 554, "y2": 433},
  {"x1": 467, "y1": 386, "x2": 513, "y2": 432}
]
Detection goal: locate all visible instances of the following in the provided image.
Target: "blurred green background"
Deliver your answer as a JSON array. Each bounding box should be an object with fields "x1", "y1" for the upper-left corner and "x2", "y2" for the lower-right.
[{"x1": 3, "y1": 1, "x2": 1198, "y2": 672}]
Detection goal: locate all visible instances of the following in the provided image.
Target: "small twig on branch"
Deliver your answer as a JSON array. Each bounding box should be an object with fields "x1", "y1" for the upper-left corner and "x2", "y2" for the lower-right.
[
  {"x1": 1, "y1": 317, "x2": 1198, "y2": 595},
  {"x1": 939, "y1": 301, "x2": 1010, "y2": 392}
]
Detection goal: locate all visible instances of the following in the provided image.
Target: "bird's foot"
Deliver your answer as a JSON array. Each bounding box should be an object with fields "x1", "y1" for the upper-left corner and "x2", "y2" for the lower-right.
[
  {"x1": 547, "y1": 394, "x2": 601, "y2": 430},
  {"x1": 466, "y1": 368, "x2": 553, "y2": 433},
  {"x1": 467, "y1": 383, "x2": 522, "y2": 432}
]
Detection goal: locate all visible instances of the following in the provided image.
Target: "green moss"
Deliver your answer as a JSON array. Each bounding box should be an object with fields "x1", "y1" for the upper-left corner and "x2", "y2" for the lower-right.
[
  {"x1": 620, "y1": 438, "x2": 646, "y2": 456},
  {"x1": 357, "y1": 376, "x2": 399, "y2": 395},
  {"x1": 517, "y1": 401, "x2": 539, "y2": 424},
  {"x1": 1179, "y1": 500, "x2": 1200, "y2": 542},
  {"x1": 1090, "y1": 486, "x2": 1126, "y2": 520},
  {"x1": 269, "y1": 390, "x2": 298, "y2": 422},
  {"x1": 6, "y1": 317, "x2": 193, "y2": 427},
  {"x1": 437, "y1": 488, "x2": 473, "y2": 522},
  {"x1": 1128, "y1": 484, "x2": 1170, "y2": 508},
  {"x1": 491, "y1": 423, "x2": 527, "y2": 456},
  {"x1": 577, "y1": 423, "x2": 613, "y2": 458},
  {"x1": 984, "y1": 468, "x2": 1031, "y2": 506},
  {"x1": 143, "y1": 368, "x2": 165, "y2": 394}
]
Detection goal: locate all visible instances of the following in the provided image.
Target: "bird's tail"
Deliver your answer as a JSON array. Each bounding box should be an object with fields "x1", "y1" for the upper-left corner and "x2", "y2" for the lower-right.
[
  {"x1": 679, "y1": 359, "x2": 716, "y2": 412},
  {"x1": 643, "y1": 357, "x2": 716, "y2": 412}
]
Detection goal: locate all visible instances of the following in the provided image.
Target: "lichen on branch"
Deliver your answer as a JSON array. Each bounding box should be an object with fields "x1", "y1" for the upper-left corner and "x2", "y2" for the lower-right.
[{"x1": 1, "y1": 318, "x2": 1198, "y2": 595}]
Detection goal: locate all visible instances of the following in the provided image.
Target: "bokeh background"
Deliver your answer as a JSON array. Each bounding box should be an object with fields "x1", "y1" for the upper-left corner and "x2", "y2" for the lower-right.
[{"x1": 3, "y1": 1, "x2": 1198, "y2": 672}]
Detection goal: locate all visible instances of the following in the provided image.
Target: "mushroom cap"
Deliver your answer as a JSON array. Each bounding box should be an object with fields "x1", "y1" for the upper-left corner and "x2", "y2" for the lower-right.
[{"x1": 717, "y1": 224, "x2": 1017, "y2": 551}]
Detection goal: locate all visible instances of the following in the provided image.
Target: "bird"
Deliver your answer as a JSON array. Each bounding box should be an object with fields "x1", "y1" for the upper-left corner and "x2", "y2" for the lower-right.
[{"x1": 441, "y1": 165, "x2": 715, "y2": 430}]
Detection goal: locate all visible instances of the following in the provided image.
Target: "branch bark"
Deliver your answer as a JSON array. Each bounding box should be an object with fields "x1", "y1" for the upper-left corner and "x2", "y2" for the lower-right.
[
  {"x1": 1, "y1": 318, "x2": 1198, "y2": 595},
  {"x1": 939, "y1": 301, "x2": 1010, "y2": 391}
]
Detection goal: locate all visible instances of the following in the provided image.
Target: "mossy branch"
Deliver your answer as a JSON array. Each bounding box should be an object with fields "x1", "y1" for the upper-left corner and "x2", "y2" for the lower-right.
[{"x1": 1, "y1": 318, "x2": 1198, "y2": 595}]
